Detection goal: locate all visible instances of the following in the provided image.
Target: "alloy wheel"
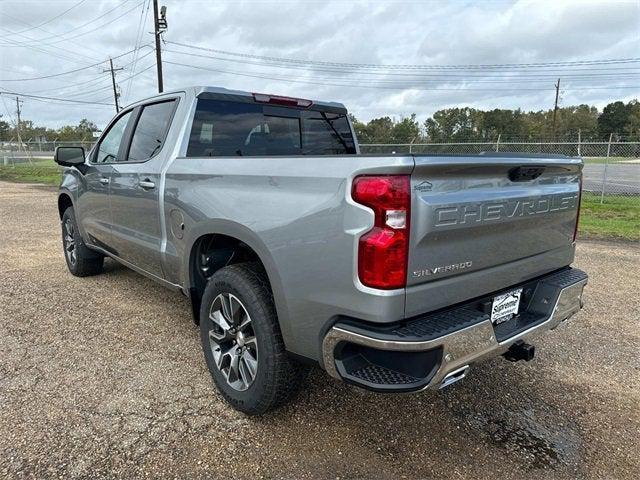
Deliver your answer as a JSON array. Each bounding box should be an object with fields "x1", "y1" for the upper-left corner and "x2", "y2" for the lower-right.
[
  {"x1": 63, "y1": 218, "x2": 77, "y2": 266},
  {"x1": 208, "y1": 293, "x2": 259, "y2": 391}
]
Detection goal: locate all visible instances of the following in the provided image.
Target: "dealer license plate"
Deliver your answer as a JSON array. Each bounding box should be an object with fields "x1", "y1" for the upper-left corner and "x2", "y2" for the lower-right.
[{"x1": 491, "y1": 288, "x2": 523, "y2": 325}]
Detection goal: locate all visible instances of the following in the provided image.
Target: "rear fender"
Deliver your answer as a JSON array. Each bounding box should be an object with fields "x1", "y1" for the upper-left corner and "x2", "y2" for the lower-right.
[{"x1": 182, "y1": 219, "x2": 292, "y2": 345}]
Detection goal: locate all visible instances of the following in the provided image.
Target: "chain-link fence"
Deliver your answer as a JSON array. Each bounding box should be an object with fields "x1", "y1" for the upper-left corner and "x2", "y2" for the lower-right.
[
  {"x1": 360, "y1": 141, "x2": 640, "y2": 204},
  {"x1": 2, "y1": 139, "x2": 638, "y2": 205},
  {"x1": 1, "y1": 140, "x2": 95, "y2": 165}
]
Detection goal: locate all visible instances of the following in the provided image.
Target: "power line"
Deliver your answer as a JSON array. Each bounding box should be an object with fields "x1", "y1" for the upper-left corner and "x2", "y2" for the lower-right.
[
  {"x1": 40, "y1": 62, "x2": 155, "y2": 103},
  {"x1": 0, "y1": 94, "x2": 17, "y2": 127},
  {"x1": 30, "y1": 1, "x2": 145, "y2": 47},
  {"x1": 10, "y1": 95, "x2": 114, "y2": 109},
  {"x1": 0, "y1": 6, "x2": 112, "y2": 63},
  {"x1": 75, "y1": 62, "x2": 155, "y2": 96},
  {"x1": 0, "y1": 90, "x2": 114, "y2": 106},
  {"x1": 65, "y1": 54, "x2": 154, "y2": 99},
  {"x1": 15, "y1": 74, "x2": 111, "y2": 95},
  {"x1": 10, "y1": 48, "x2": 153, "y2": 97},
  {"x1": 0, "y1": 0, "x2": 87, "y2": 37},
  {"x1": 0, "y1": 0, "x2": 133, "y2": 46},
  {"x1": 162, "y1": 48, "x2": 640, "y2": 83},
  {"x1": 165, "y1": 41, "x2": 640, "y2": 71},
  {"x1": 0, "y1": 27, "x2": 100, "y2": 66},
  {"x1": 123, "y1": 0, "x2": 151, "y2": 102},
  {"x1": 0, "y1": 46, "x2": 141, "y2": 81},
  {"x1": 163, "y1": 60, "x2": 640, "y2": 92},
  {"x1": 10, "y1": 53, "x2": 154, "y2": 110}
]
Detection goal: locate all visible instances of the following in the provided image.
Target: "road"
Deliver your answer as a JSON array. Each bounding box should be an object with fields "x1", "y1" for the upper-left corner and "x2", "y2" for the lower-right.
[
  {"x1": 0, "y1": 181, "x2": 639, "y2": 479},
  {"x1": 582, "y1": 163, "x2": 639, "y2": 195}
]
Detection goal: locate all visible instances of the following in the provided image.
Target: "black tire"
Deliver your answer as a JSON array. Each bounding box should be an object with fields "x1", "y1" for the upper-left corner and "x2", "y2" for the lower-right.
[
  {"x1": 199, "y1": 262, "x2": 307, "y2": 415},
  {"x1": 61, "y1": 207, "x2": 104, "y2": 277}
]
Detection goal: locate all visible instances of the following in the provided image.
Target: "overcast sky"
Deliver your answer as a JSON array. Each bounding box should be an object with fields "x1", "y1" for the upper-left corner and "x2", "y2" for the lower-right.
[{"x1": 0, "y1": 0, "x2": 638, "y2": 130}]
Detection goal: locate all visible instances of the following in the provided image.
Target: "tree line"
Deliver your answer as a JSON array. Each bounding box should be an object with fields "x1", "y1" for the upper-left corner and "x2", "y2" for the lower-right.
[
  {"x1": 351, "y1": 99, "x2": 639, "y2": 144},
  {"x1": 1, "y1": 99, "x2": 638, "y2": 144},
  {"x1": 0, "y1": 117, "x2": 99, "y2": 142}
]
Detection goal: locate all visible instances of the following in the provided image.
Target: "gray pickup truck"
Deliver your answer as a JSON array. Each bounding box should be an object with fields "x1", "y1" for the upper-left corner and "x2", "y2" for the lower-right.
[{"x1": 55, "y1": 86, "x2": 587, "y2": 414}]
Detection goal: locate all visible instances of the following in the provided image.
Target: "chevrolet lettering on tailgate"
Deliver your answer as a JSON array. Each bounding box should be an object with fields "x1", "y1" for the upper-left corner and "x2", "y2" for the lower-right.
[{"x1": 433, "y1": 193, "x2": 579, "y2": 228}]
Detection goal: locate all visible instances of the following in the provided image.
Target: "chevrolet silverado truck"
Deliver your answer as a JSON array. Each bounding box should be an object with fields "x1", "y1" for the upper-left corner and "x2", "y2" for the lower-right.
[{"x1": 55, "y1": 86, "x2": 587, "y2": 415}]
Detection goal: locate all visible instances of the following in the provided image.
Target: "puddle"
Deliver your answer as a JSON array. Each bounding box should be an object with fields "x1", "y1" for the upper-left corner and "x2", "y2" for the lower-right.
[{"x1": 463, "y1": 407, "x2": 581, "y2": 470}]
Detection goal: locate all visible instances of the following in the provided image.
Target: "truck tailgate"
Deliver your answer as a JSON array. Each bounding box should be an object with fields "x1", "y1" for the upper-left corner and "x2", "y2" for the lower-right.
[{"x1": 406, "y1": 154, "x2": 582, "y2": 315}]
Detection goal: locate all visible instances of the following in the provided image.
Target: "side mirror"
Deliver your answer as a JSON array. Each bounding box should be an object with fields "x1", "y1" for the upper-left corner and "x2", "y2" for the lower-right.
[{"x1": 54, "y1": 146, "x2": 85, "y2": 167}]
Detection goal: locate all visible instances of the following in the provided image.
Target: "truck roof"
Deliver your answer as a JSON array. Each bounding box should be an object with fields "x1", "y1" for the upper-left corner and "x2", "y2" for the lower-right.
[{"x1": 123, "y1": 85, "x2": 347, "y2": 112}]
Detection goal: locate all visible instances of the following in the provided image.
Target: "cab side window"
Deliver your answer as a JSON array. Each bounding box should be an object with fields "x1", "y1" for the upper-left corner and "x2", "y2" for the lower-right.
[
  {"x1": 126, "y1": 100, "x2": 176, "y2": 162},
  {"x1": 94, "y1": 110, "x2": 132, "y2": 163}
]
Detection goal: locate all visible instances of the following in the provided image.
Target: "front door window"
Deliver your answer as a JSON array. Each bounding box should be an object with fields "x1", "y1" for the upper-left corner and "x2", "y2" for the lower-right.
[{"x1": 95, "y1": 111, "x2": 132, "y2": 163}]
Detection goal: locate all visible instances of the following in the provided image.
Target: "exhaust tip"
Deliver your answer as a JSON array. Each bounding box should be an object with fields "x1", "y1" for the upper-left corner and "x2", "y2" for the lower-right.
[{"x1": 439, "y1": 365, "x2": 469, "y2": 389}]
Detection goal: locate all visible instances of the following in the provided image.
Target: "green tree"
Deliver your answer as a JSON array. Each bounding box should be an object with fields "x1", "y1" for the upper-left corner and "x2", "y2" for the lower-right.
[
  {"x1": 391, "y1": 114, "x2": 421, "y2": 143},
  {"x1": 560, "y1": 104, "x2": 598, "y2": 138},
  {"x1": 481, "y1": 109, "x2": 526, "y2": 139},
  {"x1": 0, "y1": 117, "x2": 11, "y2": 140},
  {"x1": 598, "y1": 101, "x2": 630, "y2": 139},
  {"x1": 424, "y1": 108, "x2": 483, "y2": 141},
  {"x1": 76, "y1": 118, "x2": 99, "y2": 140},
  {"x1": 349, "y1": 114, "x2": 368, "y2": 143},
  {"x1": 623, "y1": 100, "x2": 640, "y2": 140},
  {"x1": 353, "y1": 116, "x2": 395, "y2": 144}
]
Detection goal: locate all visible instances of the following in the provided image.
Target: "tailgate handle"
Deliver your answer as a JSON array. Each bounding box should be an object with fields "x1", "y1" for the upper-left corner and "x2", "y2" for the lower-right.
[{"x1": 509, "y1": 166, "x2": 545, "y2": 182}]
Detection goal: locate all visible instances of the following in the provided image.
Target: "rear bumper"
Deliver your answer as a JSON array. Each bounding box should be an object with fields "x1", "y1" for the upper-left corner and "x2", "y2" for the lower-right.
[{"x1": 321, "y1": 268, "x2": 588, "y2": 392}]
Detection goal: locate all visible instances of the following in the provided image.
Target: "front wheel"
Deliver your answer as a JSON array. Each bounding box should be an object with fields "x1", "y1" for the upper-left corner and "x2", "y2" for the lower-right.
[
  {"x1": 61, "y1": 207, "x2": 104, "y2": 277},
  {"x1": 199, "y1": 262, "x2": 307, "y2": 415}
]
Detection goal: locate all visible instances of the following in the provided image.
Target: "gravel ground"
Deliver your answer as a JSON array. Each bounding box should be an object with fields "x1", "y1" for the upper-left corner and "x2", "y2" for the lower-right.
[{"x1": 1, "y1": 181, "x2": 639, "y2": 479}]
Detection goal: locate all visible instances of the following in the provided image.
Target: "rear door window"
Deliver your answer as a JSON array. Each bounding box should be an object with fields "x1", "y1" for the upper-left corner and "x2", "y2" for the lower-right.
[
  {"x1": 126, "y1": 100, "x2": 176, "y2": 162},
  {"x1": 187, "y1": 98, "x2": 355, "y2": 157}
]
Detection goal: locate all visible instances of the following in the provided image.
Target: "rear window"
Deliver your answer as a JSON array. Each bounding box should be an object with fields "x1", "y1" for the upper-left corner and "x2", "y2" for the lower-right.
[
  {"x1": 127, "y1": 100, "x2": 176, "y2": 162},
  {"x1": 186, "y1": 98, "x2": 356, "y2": 157}
]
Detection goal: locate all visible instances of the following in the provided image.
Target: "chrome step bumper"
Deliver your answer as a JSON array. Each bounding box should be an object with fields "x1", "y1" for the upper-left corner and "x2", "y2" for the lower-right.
[{"x1": 322, "y1": 268, "x2": 588, "y2": 392}]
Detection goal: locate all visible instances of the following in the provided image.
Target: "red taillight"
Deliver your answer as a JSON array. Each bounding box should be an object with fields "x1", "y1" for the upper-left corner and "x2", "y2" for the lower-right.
[
  {"x1": 352, "y1": 175, "x2": 410, "y2": 289},
  {"x1": 252, "y1": 92, "x2": 313, "y2": 108},
  {"x1": 573, "y1": 173, "x2": 583, "y2": 242}
]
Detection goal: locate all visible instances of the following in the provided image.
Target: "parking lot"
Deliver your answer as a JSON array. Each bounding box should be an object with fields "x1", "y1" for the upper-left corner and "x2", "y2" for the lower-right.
[{"x1": 1, "y1": 180, "x2": 638, "y2": 479}]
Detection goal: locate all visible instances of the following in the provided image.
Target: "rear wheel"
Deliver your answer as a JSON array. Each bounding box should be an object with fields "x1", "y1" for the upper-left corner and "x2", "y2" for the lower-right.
[
  {"x1": 61, "y1": 207, "x2": 104, "y2": 277},
  {"x1": 199, "y1": 262, "x2": 307, "y2": 415}
]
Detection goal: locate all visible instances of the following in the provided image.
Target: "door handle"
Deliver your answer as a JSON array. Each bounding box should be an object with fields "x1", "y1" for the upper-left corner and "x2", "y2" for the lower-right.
[
  {"x1": 139, "y1": 179, "x2": 155, "y2": 190},
  {"x1": 99, "y1": 177, "x2": 110, "y2": 185}
]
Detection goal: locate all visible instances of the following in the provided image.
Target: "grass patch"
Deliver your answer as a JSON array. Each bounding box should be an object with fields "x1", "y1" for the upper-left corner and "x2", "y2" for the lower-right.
[
  {"x1": 0, "y1": 160, "x2": 61, "y2": 186},
  {"x1": 579, "y1": 193, "x2": 640, "y2": 241}
]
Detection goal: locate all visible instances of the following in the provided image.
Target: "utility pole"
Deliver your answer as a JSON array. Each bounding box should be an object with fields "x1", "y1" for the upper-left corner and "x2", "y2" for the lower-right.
[
  {"x1": 552, "y1": 78, "x2": 560, "y2": 140},
  {"x1": 15, "y1": 96, "x2": 23, "y2": 151},
  {"x1": 103, "y1": 57, "x2": 124, "y2": 113},
  {"x1": 15, "y1": 96, "x2": 22, "y2": 144},
  {"x1": 153, "y1": 1, "x2": 168, "y2": 93},
  {"x1": 14, "y1": 96, "x2": 32, "y2": 164}
]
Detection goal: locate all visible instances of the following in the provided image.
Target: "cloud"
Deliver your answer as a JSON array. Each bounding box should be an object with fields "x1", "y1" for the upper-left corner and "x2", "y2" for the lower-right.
[{"x1": 0, "y1": 0, "x2": 637, "y2": 129}]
